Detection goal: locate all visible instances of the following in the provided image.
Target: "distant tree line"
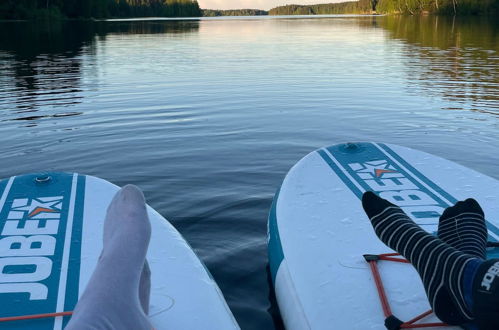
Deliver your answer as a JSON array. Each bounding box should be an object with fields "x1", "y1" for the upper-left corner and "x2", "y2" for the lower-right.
[
  {"x1": 268, "y1": 0, "x2": 498, "y2": 15},
  {"x1": 0, "y1": 0, "x2": 202, "y2": 20},
  {"x1": 376, "y1": 0, "x2": 498, "y2": 15},
  {"x1": 202, "y1": 9, "x2": 268, "y2": 16},
  {"x1": 269, "y1": 1, "x2": 375, "y2": 15}
]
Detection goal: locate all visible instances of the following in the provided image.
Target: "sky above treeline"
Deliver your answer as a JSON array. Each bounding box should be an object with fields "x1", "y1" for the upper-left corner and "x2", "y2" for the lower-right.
[{"x1": 198, "y1": 0, "x2": 344, "y2": 10}]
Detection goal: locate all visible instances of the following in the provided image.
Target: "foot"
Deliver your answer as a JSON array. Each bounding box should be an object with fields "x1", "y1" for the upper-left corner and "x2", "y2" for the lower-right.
[
  {"x1": 438, "y1": 199, "x2": 487, "y2": 259},
  {"x1": 67, "y1": 185, "x2": 152, "y2": 330},
  {"x1": 434, "y1": 199, "x2": 488, "y2": 324},
  {"x1": 362, "y1": 191, "x2": 477, "y2": 325},
  {"x1": 140, "y1": 260, "x2": 151, "y2": 315}
]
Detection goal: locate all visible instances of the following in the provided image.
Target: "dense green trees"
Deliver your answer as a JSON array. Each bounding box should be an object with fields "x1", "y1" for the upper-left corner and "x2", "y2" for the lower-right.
[
  {"x1": 268, "y1": 0, "x2": 498, "y2": 15},
  {"x1": 269, "y1": 1, "x2": 375, "y2": 15},
  {"x1": 376, "y1": 0, "x2": 499, "y2": 14},
  {"x1": 2, "y1": 0, "x2": 496, "y2": 20},
  {"x1": 202, "y1": 9, "x2": 268, "y2": 16},
  {"x1": 0, "y1": 0, "x2": 202, "y2": 20}
]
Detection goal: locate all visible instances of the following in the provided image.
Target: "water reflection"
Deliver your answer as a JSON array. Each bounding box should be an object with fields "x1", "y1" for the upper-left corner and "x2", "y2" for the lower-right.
[
  {"x1": 101, "y1": 20, "x2": 200, "y2": 35},
  {"x1": 0, "y1": 20, "x2": 200, "y2": 122},
  {"x1": 0, "y1": 21, "x2": 92, "y2": 113},
  {"x1": 380, "y1": 16, "x2": 499, "y2": 115},
  {"x1": 9, "y1": 111, "x2": 83, "y2": 121}
]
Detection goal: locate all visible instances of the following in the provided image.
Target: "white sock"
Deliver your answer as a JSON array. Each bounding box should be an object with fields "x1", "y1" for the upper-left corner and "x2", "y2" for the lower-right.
[{"x1": 67, "y1": 185, "x2": 152, "y2": 330}]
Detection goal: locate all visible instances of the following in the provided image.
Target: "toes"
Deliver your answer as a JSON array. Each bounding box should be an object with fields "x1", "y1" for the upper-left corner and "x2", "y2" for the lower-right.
[
  {"x1": 107, "y1": 185, "x2": 147, "y2": 218},
  {"x1": 441, "y1": 198, "x2": 485, "y2": 219},
  {"x1": 120, "y1": 184, "x2": 146, "y2": 204},
  {"x1": 464, "y1": 198, "x2": 484, "y2": 217},
  {"x1": 362, "y1": 191, "x2": 396, "y2": 218}
]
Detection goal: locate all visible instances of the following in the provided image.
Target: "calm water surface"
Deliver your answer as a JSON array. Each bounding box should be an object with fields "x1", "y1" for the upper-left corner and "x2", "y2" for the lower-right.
[{"x1": 1, "y1": 15, "x2": 498, "y2": 329}]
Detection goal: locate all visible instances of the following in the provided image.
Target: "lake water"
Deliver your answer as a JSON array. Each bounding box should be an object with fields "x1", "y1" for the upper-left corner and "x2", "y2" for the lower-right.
[{"x1": 1, "y1": 15, "x2": 498, "y2": 329}]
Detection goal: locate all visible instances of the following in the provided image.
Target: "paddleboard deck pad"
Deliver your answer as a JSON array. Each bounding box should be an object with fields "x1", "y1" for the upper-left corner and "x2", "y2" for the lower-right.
[
  {"x1": 0, "y1": 173, "x2": 239, "y2": 329},
  {"x1": 268, "y1": 142, "x2": 499, "y2": 330}
]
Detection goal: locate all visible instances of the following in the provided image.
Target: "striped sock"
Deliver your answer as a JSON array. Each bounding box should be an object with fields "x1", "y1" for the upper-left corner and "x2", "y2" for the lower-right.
[
  {"x1": 438, "y1": 199, "x2": 487, "y2": 260},
  {"x1": 362, "y1": 191, "x2": 477, "y2": 325},
  {"x1": 435, "y1": 199, "x2": 487, "y2": 324}
]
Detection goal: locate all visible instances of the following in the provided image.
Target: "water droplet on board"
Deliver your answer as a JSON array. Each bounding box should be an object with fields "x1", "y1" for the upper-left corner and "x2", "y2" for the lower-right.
[{"x1": 340, "y1": 217, "x2": 352, "y2": 224}]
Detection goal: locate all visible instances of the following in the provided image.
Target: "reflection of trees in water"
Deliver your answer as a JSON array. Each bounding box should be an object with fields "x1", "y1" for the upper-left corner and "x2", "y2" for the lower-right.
[
  {"x1": 0, "y1": 21, "x2": 93, "y2": 113},
  {"x1": 379, "y1": 16, "x2": 499, "y2": 115},
  {"x1": 0, "y1": 20, "x2": 200, "y2": 120},
  {"x1": 100, "y1": 20, "x2": 200, "y2": 36}
]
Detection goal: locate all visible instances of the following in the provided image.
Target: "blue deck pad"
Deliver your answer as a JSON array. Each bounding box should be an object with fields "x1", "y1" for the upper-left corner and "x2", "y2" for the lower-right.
[
  {"x1": 0, "y1": 173, "x2": 85, "y2": 329},
  {"x1": 319, "y1": 143, "x2": 499, "y2": 256}
]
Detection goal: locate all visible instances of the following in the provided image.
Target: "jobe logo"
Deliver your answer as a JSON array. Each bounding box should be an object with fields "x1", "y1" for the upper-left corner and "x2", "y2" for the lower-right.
[
  {"x1": 481, "y1": 261, "x2": 499, "y2": 291},
  {"x1": 0, "y1": 196, "x2": 63, "y2": 300},
  {"x1": 348, "y1": 160, "x2": 447, "y2": 223}
]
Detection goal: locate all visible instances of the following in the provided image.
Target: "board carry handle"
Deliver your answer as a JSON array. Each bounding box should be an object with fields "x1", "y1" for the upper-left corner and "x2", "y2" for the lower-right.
[{"x1": 363, "y1": 253, "x2": 448, "y2": 329}]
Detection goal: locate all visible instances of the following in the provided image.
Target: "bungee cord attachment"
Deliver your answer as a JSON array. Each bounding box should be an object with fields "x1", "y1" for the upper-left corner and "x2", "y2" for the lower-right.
[{"x1": 364, "y1": 253, "x2": 447, "y2": 329}]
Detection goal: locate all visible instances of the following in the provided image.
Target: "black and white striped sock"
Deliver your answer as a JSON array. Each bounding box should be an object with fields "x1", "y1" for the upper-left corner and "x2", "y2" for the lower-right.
[
  {"x1": 362, "y1": 191, "x2": 477, "y2": 325},
  {"x1": 434, "y1": 199, "x2": 487, "y2": 325},
  {"x1": 438, "y1": 198, "x2": 487, "y2": 260}
]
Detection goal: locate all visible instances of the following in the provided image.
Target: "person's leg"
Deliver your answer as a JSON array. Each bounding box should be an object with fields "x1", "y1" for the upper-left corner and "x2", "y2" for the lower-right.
[
  {"x1": 66, "y1": 185, "x2": 152, "y2": 330},
  {"x1": 362, "y1": 191, "x2": 477, "y2": 325},
  {"x1": 436, "y1": 199, "x2": 499, "y2": 329},
  {"x1": 433, "y1": 198, "x2": 488, "y2": 324},
  {"x1": 438, "y1": 199, "x2": 487, "y2": 260}
]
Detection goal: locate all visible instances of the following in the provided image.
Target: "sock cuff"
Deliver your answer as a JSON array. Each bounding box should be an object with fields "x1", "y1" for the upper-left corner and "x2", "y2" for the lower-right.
[
  {"x1": 472, "y1": 258, "x2": 499, "y2": 329},
  {"x1": 473, "y1": 259, "x2": 499, "y2": 294},
  {"x1": 463, "y1": 258, "x2": 481, "y2": 310}
]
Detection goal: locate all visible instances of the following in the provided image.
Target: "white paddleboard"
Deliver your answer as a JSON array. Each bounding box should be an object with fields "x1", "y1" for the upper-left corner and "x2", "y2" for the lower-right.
[
  {"x1": 0, "y1": 173, "x2": 239, "y2": 330},
  {"x1": 268, "y1": 142, "x2": 499, "y2": 330}
]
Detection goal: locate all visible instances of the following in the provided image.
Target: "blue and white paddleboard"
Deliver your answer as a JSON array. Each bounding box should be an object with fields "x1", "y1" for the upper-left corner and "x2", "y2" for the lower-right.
[
  {"x1": 268, "y1": 142, "x2": 499, "y2": 330},
  {"x1": 0, "y1": 173, "x2": 239, "y2": 330}
]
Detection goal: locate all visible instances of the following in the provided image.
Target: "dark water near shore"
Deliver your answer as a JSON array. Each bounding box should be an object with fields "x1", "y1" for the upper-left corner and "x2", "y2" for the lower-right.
[{"x1": 1, "y1": 15, "x2": 498, "y2": 329}]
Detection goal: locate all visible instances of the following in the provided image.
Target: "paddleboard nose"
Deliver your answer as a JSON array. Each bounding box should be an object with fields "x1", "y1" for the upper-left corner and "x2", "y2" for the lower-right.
[{"x1": 339, "y1": 142, "x2": 365, "y2": 154}]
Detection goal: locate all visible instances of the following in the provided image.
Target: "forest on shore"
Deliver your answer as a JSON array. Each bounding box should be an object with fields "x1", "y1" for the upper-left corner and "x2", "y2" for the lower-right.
[
  {"x1": 269, "y1": 0, "x2": 498, "y2": 15},
  {"x1": 376, "y1": 0, "x2": 498, "y2": 14},
  {"x1": 1, "y1": 0, "x2": 497, "y2": 19},
  {"x1": 0, "y1": 0, "x2": 202, "y2": 20},
  {"x1": 270, "y1": 1, "x2": 372, "y2": 15},
  {"x1": 202, "y1": 0, "x2": 498, "y2": 17}
]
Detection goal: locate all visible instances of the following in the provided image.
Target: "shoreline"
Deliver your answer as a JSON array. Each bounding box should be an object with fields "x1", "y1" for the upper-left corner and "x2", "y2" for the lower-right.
[
  {"x1": 1, "y1": 14, "x2": 382, "y2": 23},
  {"x1": 4, "y1": 12, "x2": 496, "y2": 23}
]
